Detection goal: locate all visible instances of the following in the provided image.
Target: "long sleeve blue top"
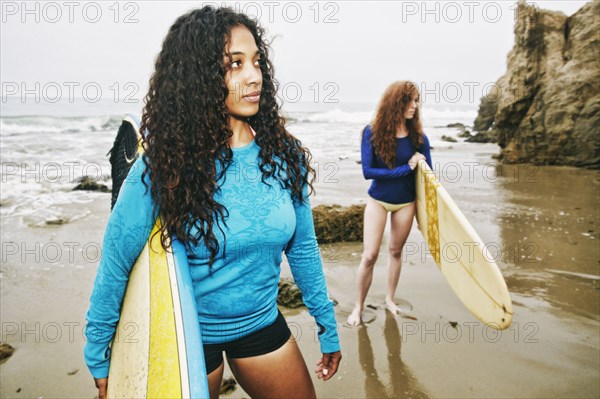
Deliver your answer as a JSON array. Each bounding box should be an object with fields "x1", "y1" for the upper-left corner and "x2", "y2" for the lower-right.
[
  {"x1": 361, "y1": 125, "x2": 432, "y2": 204},
  {"x1": 84, "y1": 139, "x2": 340, "y2": 379}
]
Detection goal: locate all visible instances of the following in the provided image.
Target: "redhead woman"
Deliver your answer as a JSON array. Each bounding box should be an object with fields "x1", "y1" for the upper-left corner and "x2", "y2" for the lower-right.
[
  {"x1": 347, "y1": 81, "x2": 432, "y2": 326},
  {"x1": 84, "y1": 7, "x2": 341, "y2": 399}
]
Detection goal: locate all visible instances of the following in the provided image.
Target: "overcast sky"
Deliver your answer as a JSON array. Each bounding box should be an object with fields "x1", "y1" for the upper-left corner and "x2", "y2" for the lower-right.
[{"x1": 1, "y1": 1, "x2": 589, "y2": 111}]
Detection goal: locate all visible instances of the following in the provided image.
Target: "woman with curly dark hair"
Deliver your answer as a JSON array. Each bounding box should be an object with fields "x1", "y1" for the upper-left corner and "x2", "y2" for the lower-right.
[
  {"x1": 84, "y1": 6, "x2": 341, "y2": 398},
  {"x1": 347, "y1": 81, "x2": 432, "y2": 326}
]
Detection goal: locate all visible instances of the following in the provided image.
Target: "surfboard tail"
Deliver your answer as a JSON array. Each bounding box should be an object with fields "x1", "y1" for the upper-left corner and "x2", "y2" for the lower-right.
[{"x1": 108, "y1": 114, "x2": 143, "y2": 210}]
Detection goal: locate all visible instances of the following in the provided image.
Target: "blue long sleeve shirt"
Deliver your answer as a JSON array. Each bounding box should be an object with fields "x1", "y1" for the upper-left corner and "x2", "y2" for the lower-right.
[
  {"x1": 361, "y1": 125, "x2": 432, "y2": 204},
  {"x1": 84, "y1": 139, "x2": 340, "y2": 379}
]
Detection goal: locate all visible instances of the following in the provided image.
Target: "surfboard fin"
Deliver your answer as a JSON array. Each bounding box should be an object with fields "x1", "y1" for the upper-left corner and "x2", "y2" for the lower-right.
[{"x1": 107, "y1": 114, "x2": 143, "y2": 210}]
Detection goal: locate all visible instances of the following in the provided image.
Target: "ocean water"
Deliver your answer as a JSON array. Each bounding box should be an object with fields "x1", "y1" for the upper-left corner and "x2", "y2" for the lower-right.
[{"x1": 0, "y1": 98, "x2": 478, "y2": 227}]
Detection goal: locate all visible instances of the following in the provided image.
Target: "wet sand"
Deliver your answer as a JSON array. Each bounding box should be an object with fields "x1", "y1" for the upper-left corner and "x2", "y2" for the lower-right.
[{"x1": 1, "y1": 143, "x2": 599, "y2": 398}]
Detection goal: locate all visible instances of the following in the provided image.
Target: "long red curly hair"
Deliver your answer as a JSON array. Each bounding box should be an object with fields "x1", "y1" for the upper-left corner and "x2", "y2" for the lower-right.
[{"x1": 370, "y1": 81, "x2": 425, "y2": 168}]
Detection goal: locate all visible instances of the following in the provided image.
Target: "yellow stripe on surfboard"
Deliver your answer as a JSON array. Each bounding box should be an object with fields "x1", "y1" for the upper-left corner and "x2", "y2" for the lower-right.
[
  {"x1": 147, "y1": 221, "x2": 182, "y2": 398},
  {"x1": 423, "y1": 164, "x2": 441, "y2": 264}
]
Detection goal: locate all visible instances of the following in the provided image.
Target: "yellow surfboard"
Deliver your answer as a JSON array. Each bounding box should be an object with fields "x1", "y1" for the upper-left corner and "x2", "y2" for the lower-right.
[
  {"x1": 415, "y1": 160, "x2": 513, "y2": 330},
  {"x1": 106, "y1": 115, "x2": 209, "y2": 398}
]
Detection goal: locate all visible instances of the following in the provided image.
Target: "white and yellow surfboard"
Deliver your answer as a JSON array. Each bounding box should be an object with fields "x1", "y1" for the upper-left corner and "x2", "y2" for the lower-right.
[
  {"x1": 106, "y1": 115, "x2": 209, "y2": 398},
  {"x1": 415, "y1": 160, "x2": 513, "y2": 330}
]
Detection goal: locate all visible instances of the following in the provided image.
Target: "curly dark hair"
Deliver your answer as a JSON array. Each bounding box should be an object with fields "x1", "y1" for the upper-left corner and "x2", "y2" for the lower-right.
[
  {"x1": 140, "y1": 6, "x2": 314, "y2": 265},
  {"x1": 370, "y1": 81, "x2": 425, "y2": 168}
]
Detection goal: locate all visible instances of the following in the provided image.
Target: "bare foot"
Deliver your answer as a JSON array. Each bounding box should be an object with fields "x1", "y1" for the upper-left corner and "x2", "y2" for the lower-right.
[
  {"x1": 385, "y1": 300, "x2": 417, "y2": 319},
  {"x1": 385, "y1": 300, "x2": 402, "y2": 315},
  {"x1": 346, "y1": 307, "x2": 363, "y2": 326}
]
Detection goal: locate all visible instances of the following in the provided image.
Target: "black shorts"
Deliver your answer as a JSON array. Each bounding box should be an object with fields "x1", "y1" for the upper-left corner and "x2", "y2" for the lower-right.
[{"x1": 202, "y1": 310, "x2": 292, "y2": 374}]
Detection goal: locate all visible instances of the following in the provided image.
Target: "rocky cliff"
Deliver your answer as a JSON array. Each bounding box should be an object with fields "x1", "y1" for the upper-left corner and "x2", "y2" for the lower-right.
[{"x1": 474, "y1": 0, "x2": 600, "y2": 168}]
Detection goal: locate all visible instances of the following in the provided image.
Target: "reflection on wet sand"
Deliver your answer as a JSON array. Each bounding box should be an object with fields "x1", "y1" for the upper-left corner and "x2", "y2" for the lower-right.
[
  {"x1": 358, "y1": 312, "x2": 428, "y2": 399},
  {"x1": 495, "y1": 164, "x2": 600, "y2": 319}
]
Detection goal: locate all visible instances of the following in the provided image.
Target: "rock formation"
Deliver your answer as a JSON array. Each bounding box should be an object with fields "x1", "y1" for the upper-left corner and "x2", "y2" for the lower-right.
[
  {"x1": 474, "y1": 0, "x2": 599, "y2": 168},
  {"x1": 277, "y1": 278, "x2": 306, "y2": 308},
  {"x1": 73, "y1": 176, "x2": 110, "y2": 192},
  {"x1": 0, "y1": 342, "x2": 15, "y2": 365},
  {"x1": 312, "y1": 204, "x2": 365, "y2": 243}
]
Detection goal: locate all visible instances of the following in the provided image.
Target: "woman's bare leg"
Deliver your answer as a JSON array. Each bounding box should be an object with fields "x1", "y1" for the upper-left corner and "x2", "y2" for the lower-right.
[
  {"x1": 226, "y1": 338, "x2": 316, "y2": 399},
  {"x1": 347, "y1": 197, "x2": 388, "y2": 326},
  {"x1": 385, "y1": 203, "x2": 415, "y2": 314},
  {"x1": 207, "y1": 360, "x2": 225, "y2": 399}
]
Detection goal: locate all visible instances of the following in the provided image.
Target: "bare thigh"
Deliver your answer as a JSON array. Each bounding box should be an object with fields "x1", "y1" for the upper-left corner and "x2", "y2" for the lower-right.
[
  {"x1": 362, "y1": 197, "x2": 389, "y2": 259},
  {"x1": 226, "y1": 337, "x2": 316, "y2": 399},
  {"x1": 389, "y1": 203, "x2": 415, "y2": 253},
  {"x1": 207, "y1": 361, "x2": 225, "y2": 399}
]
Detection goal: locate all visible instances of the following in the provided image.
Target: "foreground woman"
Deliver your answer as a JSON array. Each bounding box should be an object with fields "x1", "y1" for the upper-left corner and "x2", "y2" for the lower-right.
[{"x1": 84, "y1": 7, "x2": 341, "y2": 399}]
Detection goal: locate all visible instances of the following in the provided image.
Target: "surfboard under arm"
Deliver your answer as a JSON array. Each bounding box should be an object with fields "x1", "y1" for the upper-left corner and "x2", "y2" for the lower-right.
[
  {"x1": 415, "y1": 160, "x2": 513, "y2": 330},
  {"x1": 106, "y1": 114, "x2": 209, "y2": 398}
]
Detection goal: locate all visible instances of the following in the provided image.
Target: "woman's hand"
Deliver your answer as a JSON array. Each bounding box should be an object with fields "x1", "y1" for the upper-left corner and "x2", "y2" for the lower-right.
[
  {"x1": 315, "y1": 351, "x2": 342, "y2": 381},
  {"x1": 94, "y1": 377, "x2": 108, "y2": 399},
  {"x1": 408, "y1": 152, "x2": 426, "y2": 170}
]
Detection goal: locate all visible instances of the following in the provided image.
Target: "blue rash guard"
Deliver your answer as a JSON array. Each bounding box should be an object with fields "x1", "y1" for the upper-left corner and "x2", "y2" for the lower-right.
[
  {"x1": 361, "y1": 125, "x2": 433, "y2": 204},
  {"x1": 84, "y1": 139, "x2": 340, "y2": 379}
]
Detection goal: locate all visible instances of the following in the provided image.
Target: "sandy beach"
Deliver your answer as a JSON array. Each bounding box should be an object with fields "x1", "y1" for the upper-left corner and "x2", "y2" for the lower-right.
[{"x1": 1, "y1": 141, "x2": 598, "y2": 398}]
